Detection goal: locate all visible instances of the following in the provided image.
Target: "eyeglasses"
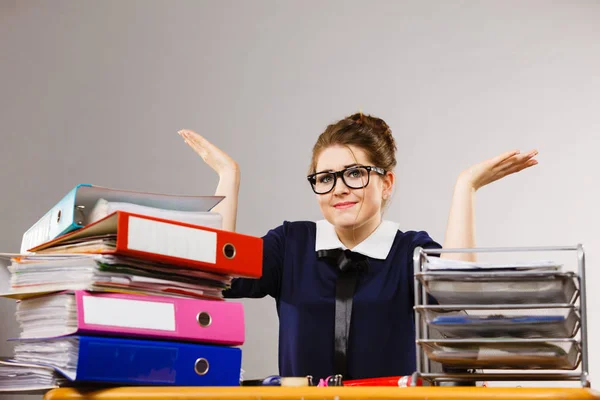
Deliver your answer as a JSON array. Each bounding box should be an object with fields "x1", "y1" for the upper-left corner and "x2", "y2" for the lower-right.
[{"x1": 307, "y1": 165, "x2": 386, "y2": 194}]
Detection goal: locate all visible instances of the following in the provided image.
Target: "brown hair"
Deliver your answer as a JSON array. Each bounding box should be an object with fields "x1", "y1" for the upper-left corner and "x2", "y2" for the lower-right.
[
  {"x1": 309, "y1": 112, "x2": 397, "y2": 213},
  {"x1": 309, "y1": 112, "x2": 397, "y2": 175}
]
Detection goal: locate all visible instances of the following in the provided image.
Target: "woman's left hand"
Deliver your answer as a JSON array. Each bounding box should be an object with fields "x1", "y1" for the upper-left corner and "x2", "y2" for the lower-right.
[{"x1": 459, "y1": 149, "x2": 538, "y2": 191}]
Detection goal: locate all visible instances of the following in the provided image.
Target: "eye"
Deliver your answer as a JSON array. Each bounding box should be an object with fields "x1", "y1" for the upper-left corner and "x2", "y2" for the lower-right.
[
  {"x1": 346, "y1": 168, "x2": 363, "y2": 178},
  {"x1": 318, "y1": 174, "x2": 333, "y2": 184}
]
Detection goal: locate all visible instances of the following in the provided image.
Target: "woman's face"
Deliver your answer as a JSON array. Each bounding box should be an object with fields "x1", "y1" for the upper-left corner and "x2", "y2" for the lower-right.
[{"x1": 314, "y1": 144, "x2": 393, "y2": 231}]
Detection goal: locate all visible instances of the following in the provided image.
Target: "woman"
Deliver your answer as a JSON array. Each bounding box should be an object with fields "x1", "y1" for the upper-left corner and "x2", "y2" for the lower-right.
[{"x1": 178, "y1": 112, "x2": 537, "y2": 382}]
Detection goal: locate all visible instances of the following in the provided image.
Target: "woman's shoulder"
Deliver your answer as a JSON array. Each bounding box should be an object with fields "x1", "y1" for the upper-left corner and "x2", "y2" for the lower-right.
[
  {"x1": 269, "y1": 220, "x2": 316, "y2": 232},
  {"x1": 262, "y1": 220, "x2": 317, "y2": 242},
  {"x1": 393, "y1": 224, "x2": 442, "y2": 250}
]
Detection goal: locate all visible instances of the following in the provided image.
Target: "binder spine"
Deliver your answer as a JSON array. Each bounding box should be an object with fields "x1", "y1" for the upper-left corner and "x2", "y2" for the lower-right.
[
  {"x1": 76, "y1": 291, "x2": 245, "y2": 345},
  {"x1": 117, "y1": 212, "x2": 263, "y2": 278},
  {"x1": 76, "y1": 336, "x2": 242, "y2": 386},
  {"x1": 20, "y1": 185, "x2": 90, "y2": 253}
]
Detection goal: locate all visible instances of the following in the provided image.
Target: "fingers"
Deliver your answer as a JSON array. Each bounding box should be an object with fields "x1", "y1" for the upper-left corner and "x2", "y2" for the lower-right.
[
  {"x1": 489, "y1": 149, "x2": 521, "y2": 167},
  {"x1": 178, "y1": 129, "x2": 209, "y2": 149},
  {"x1": 495, "y1": 154, "x2": 538, "y2": 180},
  {"x1": 489, "y1": 148, "x2": 536, "y2": 169},
  {"x1": 497, "y1": 149, "x2": 538, "y2": 173},
  {"x1": 178, "y1": 128, "x2": 200, "y2": 138},
  {"x1": 509, "y1": 157, "x2": 538, "y2": 173},
  {"x1": 176, "y1": 130, "x2": 239, "y2": 176},
  {"x1": 179, "y1": 129, "x2": 223, "y2": 155},
  {"x1": 178, "y1": 129, "x2": 210, "y2": 160},
  {"x1": 179, "y1": 129, "x2": 205, "y2": 147}
]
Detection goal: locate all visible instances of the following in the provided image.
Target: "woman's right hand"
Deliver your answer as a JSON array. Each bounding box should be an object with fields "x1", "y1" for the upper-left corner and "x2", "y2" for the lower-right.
[
  {"x1": 178, "y1": 129, "x2": 240, "y2": 232},
  {"x1": 178, "y1": 129, "x2": 239, "y2": 177}
]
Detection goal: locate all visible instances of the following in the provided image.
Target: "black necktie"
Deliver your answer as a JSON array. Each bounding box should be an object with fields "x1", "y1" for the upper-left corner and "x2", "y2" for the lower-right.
[{"x1": 317, "y1": 248, "x2": 369, "y2": 378}]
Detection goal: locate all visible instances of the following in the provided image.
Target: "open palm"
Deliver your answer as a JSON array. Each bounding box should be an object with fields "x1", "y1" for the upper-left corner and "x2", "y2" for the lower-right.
[
  {"x1": 178, "y1": 129, "x2": 238, "y2": 176},
  {"x1": 462, "y1": 149, "x2": 538, "y2": 191}
]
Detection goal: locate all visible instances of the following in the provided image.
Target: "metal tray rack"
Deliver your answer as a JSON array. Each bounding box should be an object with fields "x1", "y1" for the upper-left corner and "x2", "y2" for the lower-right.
[{"x1": 411, "y1": 245, "x2": 589, "y2": 387}]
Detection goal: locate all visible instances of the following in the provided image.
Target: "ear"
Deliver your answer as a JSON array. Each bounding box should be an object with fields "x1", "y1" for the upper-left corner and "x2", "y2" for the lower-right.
[{"x1": 381, "y1": 171, "x2": 395, "y2": 200}]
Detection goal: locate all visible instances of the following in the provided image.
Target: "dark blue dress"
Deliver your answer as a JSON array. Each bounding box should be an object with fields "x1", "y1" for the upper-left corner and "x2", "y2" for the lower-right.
[{"x1": 223, "y1": 220, "x2": 441, "y2": 381}]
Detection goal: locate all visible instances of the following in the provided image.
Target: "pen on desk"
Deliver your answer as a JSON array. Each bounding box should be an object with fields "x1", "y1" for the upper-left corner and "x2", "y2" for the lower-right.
[{"x1": 343, "y1": 375, "x2": 423, "y2": 387}]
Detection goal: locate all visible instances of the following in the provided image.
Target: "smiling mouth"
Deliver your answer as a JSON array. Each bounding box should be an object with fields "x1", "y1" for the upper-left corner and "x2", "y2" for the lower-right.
[{"x1": 334, "y1": 202, "x2": 357, "y2": 209}]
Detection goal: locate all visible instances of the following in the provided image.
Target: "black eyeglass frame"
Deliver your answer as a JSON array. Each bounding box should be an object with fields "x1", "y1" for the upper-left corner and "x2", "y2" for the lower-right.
[{"x1": 306, "y1": 165, "x2": 387, "y2": 195}]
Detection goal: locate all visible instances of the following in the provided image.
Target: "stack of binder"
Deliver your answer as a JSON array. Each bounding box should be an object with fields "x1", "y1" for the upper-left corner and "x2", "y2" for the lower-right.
[{"x1": 0, "y1": 184, "x2": 263, "y2": 393}]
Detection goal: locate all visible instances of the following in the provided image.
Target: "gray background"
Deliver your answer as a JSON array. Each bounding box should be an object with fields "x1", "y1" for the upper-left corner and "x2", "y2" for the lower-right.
[{"x1": 1, "y1": 0, "x2": 599, "y2": 397}]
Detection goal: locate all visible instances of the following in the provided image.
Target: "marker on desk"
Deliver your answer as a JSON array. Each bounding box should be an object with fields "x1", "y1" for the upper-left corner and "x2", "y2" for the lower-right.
[{"x1": 317, "y1": 375, "x2": 343, "y2": 387}]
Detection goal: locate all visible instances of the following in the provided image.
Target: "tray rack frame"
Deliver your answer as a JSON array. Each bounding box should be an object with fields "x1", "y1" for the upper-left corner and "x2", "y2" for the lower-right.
[{"x1": 411, "y1": 245, "x2": 589, "y2": 388}]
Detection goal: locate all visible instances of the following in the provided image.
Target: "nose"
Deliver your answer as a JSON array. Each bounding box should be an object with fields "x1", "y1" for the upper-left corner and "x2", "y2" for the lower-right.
[{"x1": 332, "y1": 176, "x2": 351, "y2": 195}]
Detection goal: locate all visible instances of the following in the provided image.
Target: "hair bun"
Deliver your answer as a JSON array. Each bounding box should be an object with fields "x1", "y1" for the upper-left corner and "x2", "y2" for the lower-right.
[
  {"x1": 349, "y1": 111, "x2": 395, "y2": 147},
  {"x1": 349, "y1": 112, "x2": 364, "y2": 124}
]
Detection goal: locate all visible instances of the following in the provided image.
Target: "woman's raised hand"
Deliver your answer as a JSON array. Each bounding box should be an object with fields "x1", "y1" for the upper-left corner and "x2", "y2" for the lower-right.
[
  {"x1": 459, "y1": 149, "x2": 538, "y2": 191},
  {"x1": 178, "y1": 129, "x2": 239, "y2": 177},
  {"x1": 178, "y1": 129, "x2": 240, "y2": 231}
]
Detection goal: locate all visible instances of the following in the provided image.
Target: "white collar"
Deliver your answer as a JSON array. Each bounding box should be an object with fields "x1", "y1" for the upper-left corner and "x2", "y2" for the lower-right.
[{"x1": 315, "y1": 219, "x2": 400, "y2": 260}]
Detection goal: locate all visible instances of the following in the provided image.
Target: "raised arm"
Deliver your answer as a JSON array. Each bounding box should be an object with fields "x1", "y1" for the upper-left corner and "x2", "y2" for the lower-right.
[
  {"x1": 178, "y1": 129, "x2": 240, "y2": 232},
  {"x1": 441, "y1": 149, "x2": 538, "y2": 261},
  {"x1": 178, "y1": 129, "x2": 284, "y2": 300}
]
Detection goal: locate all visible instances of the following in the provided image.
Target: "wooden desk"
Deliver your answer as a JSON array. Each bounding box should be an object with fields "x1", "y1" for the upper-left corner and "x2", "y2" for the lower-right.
[{"x1": 43, "y1": 386, "x2": 600, "y2": 400}]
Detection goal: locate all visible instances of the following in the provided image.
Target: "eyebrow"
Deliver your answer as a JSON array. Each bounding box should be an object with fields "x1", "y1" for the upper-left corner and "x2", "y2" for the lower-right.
[{"x1": 315, "y1": 163, "x2": 361, "y2": 174}]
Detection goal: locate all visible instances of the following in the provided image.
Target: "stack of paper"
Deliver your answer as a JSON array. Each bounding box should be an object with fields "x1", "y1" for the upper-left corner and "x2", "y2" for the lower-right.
[
  {"x1": 5, "y1": 254, "x2": 230, "y2": 300},
  {"x1": 424, "y1": 257, "x2": 562, "y2": 272},
  {"x1": 87, "y1": 198, "x2": 223, "y2": 228},
  {"x1": 0, "y1": 360, "x2": 66, "y2": 392},
  {"x1": 0, "y1": 184, "x2": 264, "y2": 393}
]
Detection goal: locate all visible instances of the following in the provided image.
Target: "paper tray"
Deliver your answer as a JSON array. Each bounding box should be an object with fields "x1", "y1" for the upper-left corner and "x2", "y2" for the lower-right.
[
  {"x1": 415, "y1": 306, "x2": 580, "y2": 339},
  {"x1": 417, "y1": 339, "x2": 580, "y2": 370},
  {"x1": 416, "y1": 271, "x2": 577, "y2": 305}
]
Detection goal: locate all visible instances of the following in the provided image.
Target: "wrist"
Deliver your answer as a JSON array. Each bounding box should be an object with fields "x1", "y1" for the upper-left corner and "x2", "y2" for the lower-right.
[
  {"x1": 219, "y1": 163, "x2": 240, "y2": 180},
  {"x1": 218, "y1": 171, "x2": 240, "y2": 191},
  {"x1": 456, "y1": 171, "x2": 477, "y2": 192}
]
